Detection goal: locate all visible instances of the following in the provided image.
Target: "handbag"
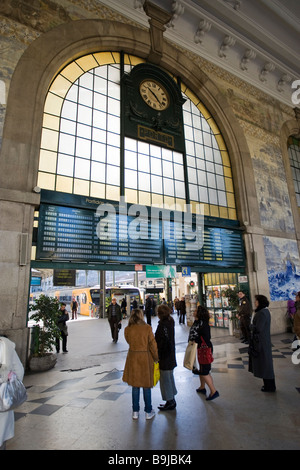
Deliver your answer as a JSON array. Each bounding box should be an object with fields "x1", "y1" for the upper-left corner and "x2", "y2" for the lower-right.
[
  {"x1": 0, "y1": 371, "x2": 27, "y2": 412},
  {"x1": 197, "y1": 336, "x2": 214, "y2": 365},
  {"x1": 153, "y1": 362, "x2": 160, "y2": 386},
  {"x1": 183, "y1": 341, "x2": 197, "y2": 370}
]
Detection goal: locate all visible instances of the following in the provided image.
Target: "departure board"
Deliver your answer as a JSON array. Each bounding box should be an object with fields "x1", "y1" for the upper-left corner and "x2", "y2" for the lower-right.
[
  {"x1": 164, "y1": 222, "x2": 245, "y2": 269},
  {"x1": 36, "y1": 204, "x2": 163, "y2": 264},
  {"x1": 36, "y1": 200, "x2": 245, "y2": 270}
]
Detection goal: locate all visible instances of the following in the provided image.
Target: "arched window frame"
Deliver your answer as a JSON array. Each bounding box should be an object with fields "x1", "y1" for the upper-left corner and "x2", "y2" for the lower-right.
[{"x1": 37, "y1": 51, "x2": 236, "y2": 220}]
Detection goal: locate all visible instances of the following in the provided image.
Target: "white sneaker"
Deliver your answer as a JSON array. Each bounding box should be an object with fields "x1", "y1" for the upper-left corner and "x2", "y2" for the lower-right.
[
  {"x1": 145, "y1": 410, "x2": 155, "y2": 420},
  {"x1": 132, "y1": 411, "x2": 139, "y2": 420}
]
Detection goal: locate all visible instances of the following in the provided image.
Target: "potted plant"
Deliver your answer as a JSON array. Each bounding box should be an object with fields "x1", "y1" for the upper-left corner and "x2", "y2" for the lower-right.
[
  {"x1": 28, "y1": 294, "x2": 61, "y2": 371},
  {"x1": 222, "y1": 287, "x2": 240, "y2": 335}
]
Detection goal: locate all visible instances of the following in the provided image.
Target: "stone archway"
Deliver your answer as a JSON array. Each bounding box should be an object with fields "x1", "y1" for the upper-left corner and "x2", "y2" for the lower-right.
[{"x1": 0, "y1": 19, "x2": 257, "y2": 362}]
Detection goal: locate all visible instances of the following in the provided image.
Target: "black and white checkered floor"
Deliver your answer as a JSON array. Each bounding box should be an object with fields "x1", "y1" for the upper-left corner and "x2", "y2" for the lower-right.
[{"x1": 7, "y1": 318, "x2": 300, "y2": 450}]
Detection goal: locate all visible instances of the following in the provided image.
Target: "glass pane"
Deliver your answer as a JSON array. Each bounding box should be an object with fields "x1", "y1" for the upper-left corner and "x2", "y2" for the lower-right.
[
  {"x1": 125, "y1": 169, "x2": 137, "y2": 189},
  {"x1": 77, "y1": 123, "x2": 91, "y2": 140},
  {"x1": 61, "y1": 101, "x2": 77, "y2": 121},
  {"x1": 107, "y1": 114, "x2": 120, "y2": 134},
  {"x1": 163, "y1": 178, "x2": 174, "y2": 197},
  {"x1": 151, "y1": 175, "x2": 163, "y2": 194},
  {"x1": 92, "y1": 141, "x2": 106, "y2": 162},
  {"x1": 78, "y1": 87, "x2": 93, "y2": 107},
  {"x1": 138, "y1": 153, "x2": 150, "y2": 173},
  {"x1": 60, "y1": 118, "x2": 76, "y2": 135},
  {"x1": 174, "y1": 163, "x2": 184, "y2": 181},
  {"x1": 91, "y1": 161, "x2": 105, "y2": 183},
  {"x1": 125, "y1": 138, "x2": 137, "y2": 152},
  {"x1": 59, "y1": 133, "x2": 75, "y2": 155},
  {"x1": 107, "y1": 97, "x2": 120, "y2": 116},
  {"x1": 65, "y1": 84, "x2": 78, "y2": 102},
  {"x1": 161, "y1": 148, "x2": 172, "y2": 161},
  {"x1": 108, "y1": 65, "x2": 120, "y2": 83},
  {"x1": 175, "y1": 181, "x2": 186, "y2": 199},
  {"x1": 106, "y1": 145, "x2": 120, "y2": 166},
  {"x1": 207, "y1": 173, "x2": 216, "y2": 188},
  {"x1": 197, "y1": 169, "x2": 207, "y2": 186},
  {"x1": 93, "y1": 109, "x2": 107, "y2": 130},
  {"x1": 107, "y1": 81, "x2": 120, "y2": 100},
  {"x1": 75, "y1": 158, "x2": 90, "y2": 180},
  {"x1": 218, "y1": 191, "x2": 227, "y2": 207},
  {"x1": 76, "y1": 137, "x2": 91, "y2": 159},
  {"x1": 94, "y1": 75, "x2": 107, "y2": 95},
  {"x1": 92, "y1": 127, "x2": 106, "y2": 143},
  {"x1": 188, "y1": 167, "x2": 197, "y2": 184},
  {"x1": 163, "y1": 160, "x2": 173, "y2": 178},
  {"x1": 39, "y1": 150, "x2": 57, "y2": 173},
  {"x1": 125, "y1": 150, "x2": 137, "y2": 170},
  {"x1": 150, "y1": 157, "x2": 162, "y2": 175},
  {"x1": 107, "y1": 165, "x2": 120, "y2": 186},
  {"x1": 208, "y1": 188, "x2": 218, "y2": 205},
  {"x1": 173, "y1": 152, "x2": 183, "y2": 164},
  {"x1": 149, "y1": 144, "x2": 159, "y2": 157},
  {"x1": 77, "y1": 105, "x2": 92, "y2": 125},
  {"x1": 57, "y1": 154, "x2": 74, "y2": 177},
  {"x1": 138, "y1": 174, "x2": 150, "y2": 192},
  {"x1": 41, "y1": 129, "x2": 59, "y2": 152},
  {"x1": 79, "y1": 72, "x2": 94, "y2": 90},
  {"x1": 94, "y1": 92, "x2": 107, "y2": 112},
  {"x1": 199, "y1": 186, "x2": 208, "y2": 203},
  {"x1": 189, "y1": 184, "x2": 198, "y2": 201}
]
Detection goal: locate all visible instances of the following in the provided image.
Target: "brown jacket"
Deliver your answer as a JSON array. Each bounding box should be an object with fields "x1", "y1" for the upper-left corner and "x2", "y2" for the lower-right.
[{"x1": 122, "y1": 323, "x2": 159, "y2": 388}]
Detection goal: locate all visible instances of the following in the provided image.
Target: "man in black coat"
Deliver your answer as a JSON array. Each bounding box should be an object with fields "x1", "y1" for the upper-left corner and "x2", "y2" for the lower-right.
[
  {"x1": 107, "y1": 298, "x2": 122, "y2": 343},
  {"x1": 237, "y1": 291, "x2": 252, "y2": 344},
  {"x1": 145, "y1": 295, "x2": 153, "y2": 326}
]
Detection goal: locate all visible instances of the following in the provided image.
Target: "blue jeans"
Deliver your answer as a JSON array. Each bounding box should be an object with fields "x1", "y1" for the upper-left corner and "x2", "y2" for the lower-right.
[{"x1": 132, "y1": 387, "x2": 152, "y2": 413}]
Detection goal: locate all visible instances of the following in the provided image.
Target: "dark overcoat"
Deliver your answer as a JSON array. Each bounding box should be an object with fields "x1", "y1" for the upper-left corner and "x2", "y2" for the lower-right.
[
  {"x1": 122, "y1": 323, "x2": 158, "y2": 388},
  {"x1": 249, "y1": 307, "x2": 275, "y2": 379},
  {"x1": 155, "y1": 316, "x2": 177, "y2": 371}
]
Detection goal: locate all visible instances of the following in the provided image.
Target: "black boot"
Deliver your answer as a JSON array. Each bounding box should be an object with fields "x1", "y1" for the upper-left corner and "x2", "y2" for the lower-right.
[{"x1": 158, "y1": 399, "x2": 176, "y2": 411}]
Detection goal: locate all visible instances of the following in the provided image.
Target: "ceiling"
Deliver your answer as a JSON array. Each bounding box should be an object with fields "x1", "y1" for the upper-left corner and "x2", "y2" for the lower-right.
[{"x1": 98, "y1": 0, "x2": 300, "y2": 106}]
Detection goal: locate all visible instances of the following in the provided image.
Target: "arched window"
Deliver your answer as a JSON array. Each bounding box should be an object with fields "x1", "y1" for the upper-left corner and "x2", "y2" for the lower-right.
[
  {"x1": 288, "y1": 136, "x2": 300, "y2": 208},
  {"x1": 38, "y1": 52, "x2": 236, "y2": 220}
]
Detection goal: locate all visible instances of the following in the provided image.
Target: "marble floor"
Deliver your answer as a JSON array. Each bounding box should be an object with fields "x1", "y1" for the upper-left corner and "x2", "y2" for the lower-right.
[{"x1": 6, "y1": 315, "x2": 300, "y2": 452}]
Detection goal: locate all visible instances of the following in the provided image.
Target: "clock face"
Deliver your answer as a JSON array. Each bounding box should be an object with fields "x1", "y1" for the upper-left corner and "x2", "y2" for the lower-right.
[{"x1": 139, "y1": 80, "x2": 169, "y2": 110}]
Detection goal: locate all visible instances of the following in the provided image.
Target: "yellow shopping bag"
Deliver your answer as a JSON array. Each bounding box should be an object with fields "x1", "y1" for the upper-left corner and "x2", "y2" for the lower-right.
[{"x1": 153, "y1": 362, "x2": 160, "y2": 386}]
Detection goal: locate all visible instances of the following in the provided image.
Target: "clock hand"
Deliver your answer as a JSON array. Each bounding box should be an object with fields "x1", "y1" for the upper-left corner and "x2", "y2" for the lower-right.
[{"x1": 146, "y1": 86, "x2": 162, "y2": 105}]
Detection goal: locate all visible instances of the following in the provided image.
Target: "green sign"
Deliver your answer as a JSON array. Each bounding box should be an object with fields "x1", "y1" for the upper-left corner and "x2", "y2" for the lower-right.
[{"x1": 146, "y1": 265, "x2": 176, "y2": 278}]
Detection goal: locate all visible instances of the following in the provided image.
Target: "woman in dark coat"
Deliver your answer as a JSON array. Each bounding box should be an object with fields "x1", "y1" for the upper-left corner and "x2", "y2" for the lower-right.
[
  {"x1": 155, "y1": 304, "x2": 177, "y2": 410},
  {"x1": 189, "y1": 305, "x2": 219, "y2": 400},
  {"x1": 248, "y1": 295, "x2": 276, "y2": 392}
]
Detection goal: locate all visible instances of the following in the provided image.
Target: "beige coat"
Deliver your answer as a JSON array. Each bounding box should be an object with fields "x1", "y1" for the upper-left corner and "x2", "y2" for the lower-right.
[{"x1": 123, "y1": 323, "x2": 158, "y2": 388}]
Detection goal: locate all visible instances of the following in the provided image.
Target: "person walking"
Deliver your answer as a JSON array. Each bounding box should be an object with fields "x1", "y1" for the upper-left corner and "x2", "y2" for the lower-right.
[
  {"x1": 70, "y1": 297, "x2": 78, "y2": 320},
  {"x1": 189, "y1": 305, "x2": 219, "y2": 401},
  {"x1": 237, "y1": 291, "x2": 251, "y2": 344},
  {"x1": 107, "y1": 297, "x2": 122, "y2": 343},
  {"x1": 56, "y1": 303, "x2": 69, "y2": 353},
  {"x1": 248, "y1": 295, "x2": 276, "y2": 392},
  {"x1": 122, "y1": 309, "x2": 159, "y2": 420},
  {"x1": 0, "y1": 335, "x2": 24, "y2": 450},
  {"x1": 145, "y1": 295, "x2": 153, "y2": 326},
  {"x1": 179, "y1": 296, "x2": 186, "y2": 324},
  {"x1": 155, "y1": 304, "x2": 177, "y2": 411}
]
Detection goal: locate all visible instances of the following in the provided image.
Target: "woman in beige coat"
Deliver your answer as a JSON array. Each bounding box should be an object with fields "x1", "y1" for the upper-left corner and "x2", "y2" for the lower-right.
[{"x1": 123, "y1": 309, "x2": 159, "y2": 420}]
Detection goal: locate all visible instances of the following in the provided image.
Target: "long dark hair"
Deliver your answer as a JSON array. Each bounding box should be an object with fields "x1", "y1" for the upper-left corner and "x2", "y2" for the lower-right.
[
  {"x1": 255, "y1": 295, "x2": 269, "y2": 311},
  {"x1": 196, "y1": 305, "x2": 210, "y2": 323}
]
